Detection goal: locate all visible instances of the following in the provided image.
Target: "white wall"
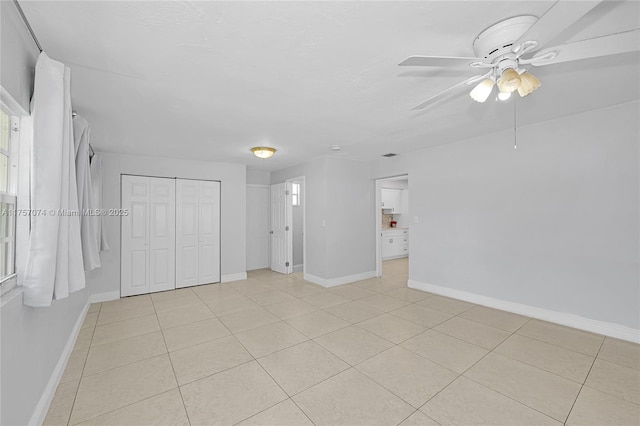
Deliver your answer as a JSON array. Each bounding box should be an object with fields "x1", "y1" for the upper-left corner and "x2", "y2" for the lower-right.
[
  {"x1": 0, "y1": 1, "x2": 35, "y2": 112},
  {"x1": 246, "y1": 169, "x2": 270, "y2": 185},
  {"x1": 272, "y1": 159, "x2": 327, "y2": 279},
  {"x1": 272, "y1": 157, "x2": 375, "y2": 282},
  {"x1": 381, "y1": 180, "x2": 407, "y2": 190},
  {"x1": 246, "y1": 169, "x2": 270, "y2": 270},
  {"x1": 1, "y1": 4, "x2": 90, "y2": 425},
  {"x1": 373, "y1": 101, "x2": 640, "y2": 331},
  {"x1": 86, "y1": 153, "x2": 247, "y2": 296},
  {"x1": 325, "y1": 158, "x2": 376, "y2": 280},
  {"x1": 246, "y1": 185, "x2": 270, "y2": 270}
]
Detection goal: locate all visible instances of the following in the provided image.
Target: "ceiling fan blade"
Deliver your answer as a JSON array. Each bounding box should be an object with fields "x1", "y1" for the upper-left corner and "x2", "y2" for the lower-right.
[
  {"x1": 512, "y1": 0, "x2": 602, "y2": 53},
  {"x1": 523, "y1": 29, "x2": 640, "y2": 66},
  {"x1": 411, "y1": 74, "x2": 487, "y2": 110},
  {"x1": 399, "y1": 56, "x2": 485, "y2": 68}
]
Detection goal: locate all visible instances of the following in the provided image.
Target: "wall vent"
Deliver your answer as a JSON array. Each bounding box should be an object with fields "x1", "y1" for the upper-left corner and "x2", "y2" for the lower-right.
[{"x1": 382, "y1": 153, "x2": 398, "y2": 157}]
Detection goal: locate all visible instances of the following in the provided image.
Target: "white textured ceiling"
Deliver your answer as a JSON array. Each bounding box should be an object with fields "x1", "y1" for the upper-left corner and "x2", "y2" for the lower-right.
[{"x1": 20, "y1": 1, "x2": 640, "y2": 171}]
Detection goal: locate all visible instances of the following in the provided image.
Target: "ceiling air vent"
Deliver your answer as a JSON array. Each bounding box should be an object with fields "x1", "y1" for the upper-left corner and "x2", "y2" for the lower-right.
[{"x1": 382, "y1": 153, "x2": 398, "y2": 157}]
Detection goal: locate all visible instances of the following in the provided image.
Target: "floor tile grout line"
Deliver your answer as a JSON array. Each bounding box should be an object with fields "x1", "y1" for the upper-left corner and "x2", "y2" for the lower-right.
[
  {"x1": 412, "y1": 317, "x2": 564, "y2": 424},
  {"x1": 490, "y1": 344, "x2": 595, "y2": 386},
  {"x1": 351, "y1": 345, "x2": 459, "y2": 412},
  {"x1": 70, "y1": 309, "x2": 166, "y2": 425},
  {"x1": 562, "y1": 337, "x2": 606, "y2": 425},
  {"x1": 66, "y1": 388, "x2": 187, "y2": 425},
  {"x1": 578, "y1": 384, "x2": 640, "y2": 407},
  {"x1": 394, "y1": 409, "x2": 421, "y2": 426},
  {"x1": 56, "y1": 262, "x2": 632, "y2": 426},
  {"x1": 55, "y1": 268, "x2": 398, "y2": 425},
  {"x1": 150, "y1": 294, "x2": 193, "y2": 426},
  {"x1": 249, "y1": 363, "x2": 319, "y2": 426},
  {"x1": 457, "y1": 374, "x2": 567, "y2": 424},
  {"x1": 513, "y1": 327, "x2": 604, "y2": 358},
  {"x1": 64, "y1": 303, "x2": 100, "y2": 426},
  {"x1": 209, "y1": 295, "x2": 319, "y2": 426},
  {"x1": 594, "y1": 350, "x2": 640, "y2": 372},
  {"x1": 240, "y1": 265, "x2": 448, "y2": 418},
  {"x1": 444, "y1": 319, "x2": 566, "y2": 424},
  {"x1": 407, "y1": 293, "x2": 609, "y2": 364}
]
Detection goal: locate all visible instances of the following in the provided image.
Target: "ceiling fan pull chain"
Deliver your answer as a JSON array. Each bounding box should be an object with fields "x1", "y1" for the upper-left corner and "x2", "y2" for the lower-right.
[{"x1": 513, "y1": 99, "x2": 518, "y2": 150}]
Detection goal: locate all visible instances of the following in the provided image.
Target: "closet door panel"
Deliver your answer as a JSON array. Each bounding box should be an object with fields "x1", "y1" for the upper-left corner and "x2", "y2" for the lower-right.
[
  {"x1": 121, "y1": 176, "x2": 151, "y2": 297},
  {"x1": 176, "y1": 179, "x2": 200, "y2": 288},
  {"x1": 198, "y1": 181, "x2": 220, "y2": 285},
  {"x1": 148, "y1": 178, "x2": 176, "y2": 293}
]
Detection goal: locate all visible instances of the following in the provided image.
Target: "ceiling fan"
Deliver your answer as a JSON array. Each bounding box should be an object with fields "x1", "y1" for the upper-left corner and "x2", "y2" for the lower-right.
[{"x1": 400, "y1": 1, "x2": 640, "y2": 110}]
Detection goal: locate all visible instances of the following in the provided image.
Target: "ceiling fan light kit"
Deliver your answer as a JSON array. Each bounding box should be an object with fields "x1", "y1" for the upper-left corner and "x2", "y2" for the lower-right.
[
  {"x1": 497, "y1": 68, "x2": 522, "y2": 93},
  {"x1": 469, "y1": 77, "x2": 495, "y2": 103},
  {"x1": 497, "y1": 91, "x2": 512, "y2": 101},
  {"x1": 251, "y1": 147, "x2": 276, "y2": 159},
  {"x1": 517, "y1": 71, "x2": 542, "y2": 97},
  {"x1": 400, "y1": 2, "x2": 640, "y2": 110}
]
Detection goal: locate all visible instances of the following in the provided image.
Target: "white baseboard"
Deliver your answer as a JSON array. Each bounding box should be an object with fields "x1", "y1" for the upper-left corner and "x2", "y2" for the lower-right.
[
  {"x1": 382, "y1": 254, "x2": 408, "y2": 261},
  {"x1": 408, "y1": 280, "x2": 640, "y2": 344},
  {"x1": 222, "y1": 272, "x2": 247, "y2": 283},
  {"x1": 304, "y1": 270, "x2": 376, "y2": 288},
  {"x1": 29, "y1": 301, "x2": 90, "y2": 426},
  {"x1": 89, "y1": 291, "x2": 120, "y2": 303},
  {"x1": 293, "y1": 264, "x2": 303, "y2": 273},
  {"x1": 246, "y1": 265, "x2": 269, "y2": 271}
]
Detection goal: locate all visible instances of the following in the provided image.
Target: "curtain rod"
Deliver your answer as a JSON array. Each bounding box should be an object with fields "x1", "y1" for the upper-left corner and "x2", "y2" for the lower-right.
[
  {"x1": 13, "y1": 0, "x2": 43, "y2": 52},
  {"x1": 16, "y1": 0, "x2": 96, "y2": 159}
]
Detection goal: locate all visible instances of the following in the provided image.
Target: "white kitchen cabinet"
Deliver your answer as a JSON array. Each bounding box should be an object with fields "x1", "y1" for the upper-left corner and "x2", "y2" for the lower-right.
[
  {"x1": 381, "y1": 229, "x2": 409, "y2": 259},
  {"x1": 381, "y1": 188, "x2": 402, "y2": 213}
]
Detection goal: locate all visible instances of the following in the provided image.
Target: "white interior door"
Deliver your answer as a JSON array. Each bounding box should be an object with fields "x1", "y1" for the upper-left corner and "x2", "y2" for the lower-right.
[
  {"x1": 121, "y1": 175, "x2": 175, "y2": 296},
  {"x1": 270, "y1": 182, "x2": 292, "y2": 274},
  {"x1": 176, "y1": 179, "x2": 199, "y2": 288},
  {"x1": 149, "y1": 178, "x2": 176, "y2": 293},
  {"x1": 176, "y1": 179, "x2": 220, "y2": 288},
  {"x1": 197, "y1": 181, "x2": 221, "y2": 284},
  {"x1": 121, "y1": 176, "x2": 150, "y2": 297}
]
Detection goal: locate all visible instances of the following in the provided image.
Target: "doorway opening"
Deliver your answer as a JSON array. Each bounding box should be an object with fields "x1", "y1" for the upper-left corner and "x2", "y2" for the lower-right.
[
  {"x1": 290, "y1": 178, "x2": 304, "y2": 274},
  {"x1": 375, "y1": 175, "x2": 409, "y2": 281}
]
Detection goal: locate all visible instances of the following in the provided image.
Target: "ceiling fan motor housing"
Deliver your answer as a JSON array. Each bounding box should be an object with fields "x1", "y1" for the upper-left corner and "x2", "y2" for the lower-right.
[{"x1": 472, "y1": 16, "x2": 537, "y2": 62}]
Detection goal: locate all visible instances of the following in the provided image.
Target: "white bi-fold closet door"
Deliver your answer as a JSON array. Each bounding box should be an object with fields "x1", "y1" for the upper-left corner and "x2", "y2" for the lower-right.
[
  {"x1": 121, "y1": 175, "x2": 220, "y2": 297},
  {"x1": 121, "y1": 175, "x2": 176, "y2": 297},
  {"x1": 176, "y1": 179, "x2": 221, "y2": 288}
]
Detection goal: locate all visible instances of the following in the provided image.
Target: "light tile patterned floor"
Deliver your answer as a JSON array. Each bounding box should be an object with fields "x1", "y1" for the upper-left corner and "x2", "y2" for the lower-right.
[{"x1": 45, "y1": 258, "x2": 640, "y2": 425}]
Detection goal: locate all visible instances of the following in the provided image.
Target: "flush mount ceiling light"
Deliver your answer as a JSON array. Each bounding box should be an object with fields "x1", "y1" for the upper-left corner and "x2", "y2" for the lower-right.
[
  {"x1": 251, "y1": 147, "x2": 276, "y2": 159},
  {"x1": 399, "y1": 8, "x2": 640, "y2": 110}
]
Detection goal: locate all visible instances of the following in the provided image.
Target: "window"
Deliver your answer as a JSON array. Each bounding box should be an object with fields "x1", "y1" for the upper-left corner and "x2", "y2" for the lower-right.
[
  {"x1": 291, "y1": 182, "x2": 300, "y2": 207},
  {"x1": 0, "y1": 108, "x2": 18, "y2": 291}
]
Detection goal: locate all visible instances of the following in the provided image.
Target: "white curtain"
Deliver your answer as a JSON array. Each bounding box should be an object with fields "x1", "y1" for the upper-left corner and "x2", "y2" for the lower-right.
[
  {"x1": 90, "y1": 153, "x2": 109, "y2": 252},
  {"x1": 73, "y1": 115, "x2": 101, "y2": 270},
  {"x1": 23, "y1": 52, "x2": 85, "y2": 307}
]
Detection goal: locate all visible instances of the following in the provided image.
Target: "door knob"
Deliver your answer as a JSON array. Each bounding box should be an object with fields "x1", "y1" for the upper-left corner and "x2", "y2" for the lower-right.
[{"x1": 269, "y1": 231, "x2": 274, "y2": 234}]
